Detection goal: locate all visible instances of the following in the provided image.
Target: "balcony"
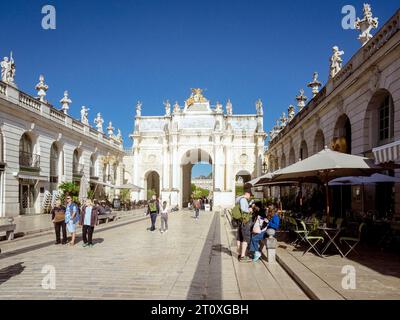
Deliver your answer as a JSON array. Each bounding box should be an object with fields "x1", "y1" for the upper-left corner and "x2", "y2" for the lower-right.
[
  {"x1": 73, "y1": 164, "x2": 85, "y2": 177},
  {"x1": 19, "y1": 152, "x2": 40, "y2": 171}
]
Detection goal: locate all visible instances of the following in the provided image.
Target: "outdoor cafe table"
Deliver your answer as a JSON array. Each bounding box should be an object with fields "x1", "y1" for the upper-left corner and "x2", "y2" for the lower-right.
[{"x1": 318, "y1": 226, "x2": 344, "y2": 257}]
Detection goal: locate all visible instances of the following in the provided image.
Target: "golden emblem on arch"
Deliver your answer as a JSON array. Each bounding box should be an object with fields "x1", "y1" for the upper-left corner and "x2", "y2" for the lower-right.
[{"x1": 185, "y1": 88, "x2": 208, "y2": 107}]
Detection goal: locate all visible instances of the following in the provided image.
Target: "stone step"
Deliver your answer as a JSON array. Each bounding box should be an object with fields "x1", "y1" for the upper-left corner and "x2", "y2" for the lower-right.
[{"x1": 276, "y1": 247, "x2": 345, "y2": 300}]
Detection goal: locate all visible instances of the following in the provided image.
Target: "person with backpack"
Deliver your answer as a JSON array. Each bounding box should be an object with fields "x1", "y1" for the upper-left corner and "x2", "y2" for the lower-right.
[
  {"x1": 233, "y1": 190, "x2": 253, "y2": 262},
  {"x1": 147, "y1": 195, "x2": 159, "y2": 232},
  {"x1": 65, "y1": 195, "x2": 79, "y2": 246}
]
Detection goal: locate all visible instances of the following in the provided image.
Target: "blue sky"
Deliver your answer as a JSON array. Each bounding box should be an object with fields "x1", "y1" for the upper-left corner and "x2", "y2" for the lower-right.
[{"x1": 1, "y1": 0, "x2": 398, "y2": 176}]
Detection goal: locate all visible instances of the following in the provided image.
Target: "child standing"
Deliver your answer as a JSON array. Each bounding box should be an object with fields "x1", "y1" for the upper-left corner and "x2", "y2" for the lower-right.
[{"x1": 160, "y1": 201, "x2": 169, "y2": 233}]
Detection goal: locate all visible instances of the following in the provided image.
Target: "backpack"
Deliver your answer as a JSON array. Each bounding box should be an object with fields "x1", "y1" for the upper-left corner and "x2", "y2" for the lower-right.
[
  {"x1": 231, "y1": 203, "x2": 242, "y2": 221},
  {"x1": 149, "y1": 201, "x2": 157, "y2": 212}
]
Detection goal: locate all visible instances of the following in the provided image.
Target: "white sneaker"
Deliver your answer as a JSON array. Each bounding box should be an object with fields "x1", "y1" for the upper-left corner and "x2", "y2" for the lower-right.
[
  {"x1": 165, "y1": 230, "x2": 168, "y2": 233},
  {"x1": 161, "y1": 230, "x2": 164, "y2": 233}
]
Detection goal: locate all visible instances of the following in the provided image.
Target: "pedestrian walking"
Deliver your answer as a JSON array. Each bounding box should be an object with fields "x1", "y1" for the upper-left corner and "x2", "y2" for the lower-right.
[
  {"x1": 193, "y1": 198, "x2": 201, "y2": 219},
  {"x1": 160, "y1": 201, "x2": 169, "y2": 233},
  {"x1": 51, "y1": 199, "x2": 67, "y2": 245},
  {"x1": 65, "y1": 195, "x2": 79, "y2": 246},
  {"x1": 147, "y1": 195, "x2": 159, "y2": 232},
  {"x1": 80, "y1": 199, "x2": 100, "y2": 247}
]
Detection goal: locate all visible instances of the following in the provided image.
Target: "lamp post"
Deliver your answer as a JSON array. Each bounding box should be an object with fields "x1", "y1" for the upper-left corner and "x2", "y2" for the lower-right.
[{"x1": 262, "y1": 161, "x2": 268, "y2": 174}]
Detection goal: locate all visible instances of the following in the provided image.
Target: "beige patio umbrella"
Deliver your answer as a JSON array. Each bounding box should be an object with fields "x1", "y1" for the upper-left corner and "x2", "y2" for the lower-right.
[
  {"x1": 246, "y1": 172, "x2": 275, "y2": 187},
  {"x1": 271, "y1": 147, "x2": 381, "y2": 220}
]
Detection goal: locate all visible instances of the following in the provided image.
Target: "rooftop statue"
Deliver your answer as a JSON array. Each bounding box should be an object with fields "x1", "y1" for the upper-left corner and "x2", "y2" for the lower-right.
[
  {"x1": 116, "y1": 129, "x2": 123, "y2": 143},
  {"x1": 173, "y1": 101, "x2": 180, "y2": 113},
  {"x1": 330, "y1": 46, "x2": 344, "y2": 79},
  {"x1": 80, "y1": 106, "x2": 89, "y2": 125},
  {"x1": 256, "y1": 99, "x2": 263, "y2": 116},
  {"x1": 164, "y1": 100, "x2": 171, "y2": 116},
  {"x1": 215, "y1": 101, "x2": 223, "y2": 113},
  {"x1": 186, "y1": 88, "x2": 208, "y2": 107},
  {"x1": 107, "y1": 121, "x2": 115, "y2": 137},
  {"x1": 226, "y1": 99, "x2": 233, "y2": 115},
  {"x1": 288, "y1": 105, "x2": 295, "y2": 121},
  {"x1": 295, "y1": 89, "x2": 308, "y2": 111},
  {"x1": 60, "y1": 90, "x2": 72, "y2": 115},
  {"x1": 307, "y1": 72, "x2": 322, "y2": 97},
  {"x1": 280, "y1": 112, "x2": 288, "y2": 127},
  {"x1": 35, "y1": 75, "x2": 48, "y2": 102},
  {"x1": 94, "y1": 112, "x2": 104, "y2": 133},
  {"x1": 1, "y1": 52, "x2": 16, "y2": 85},
  {"x1": 355, "y1": 3, "x2": 378, "y2": 47},
  {"x1": 136, "y1": 101, "x2": 142, "y2": 117}
]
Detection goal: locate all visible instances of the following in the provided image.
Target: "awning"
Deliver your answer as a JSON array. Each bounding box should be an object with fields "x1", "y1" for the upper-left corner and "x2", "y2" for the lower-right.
[
  {"x1": 17, "y1": 173, "x2": 48, "y2": 181},
  {"x1": 372, "y1": 140, "x2": 400, "y2": 164}
]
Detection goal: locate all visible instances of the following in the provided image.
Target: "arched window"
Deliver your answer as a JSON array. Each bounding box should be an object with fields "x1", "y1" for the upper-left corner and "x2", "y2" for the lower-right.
[
  {"x1": 289, "y1": 148, "x2": 296, "y2": 165},
  {"x1": 19, "y1": 133, "x2": 38, "y2": 168},
  {"x1": 314, "y1": 130, "x2": 325, "y2": 154},
  {"x1": 72, "y1": 149, "x2": 83, "y2": 175},
  {"x1": 281, "y1": 154, "x2": 286, "y2": 168},
  {"x1": 333, "y1": 114, "x2": 352, "y2": 154},
  {"x1": 378, "y1": 94, "x2": 394, "y2": 144},
  {"x1": 300, "y1": 140, "x2": 308, "y2": 160}
]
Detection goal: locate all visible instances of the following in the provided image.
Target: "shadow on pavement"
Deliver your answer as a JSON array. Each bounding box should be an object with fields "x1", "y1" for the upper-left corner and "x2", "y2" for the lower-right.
[
  {"x1": 0, "y1": 262, "x2": 25, "y2": 286},
  {"x1": 187, "y1": 212, "x2": 223, "y2": 299}
]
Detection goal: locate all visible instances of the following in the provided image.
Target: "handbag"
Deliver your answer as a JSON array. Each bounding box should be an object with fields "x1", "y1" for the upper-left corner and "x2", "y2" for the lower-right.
[{"x1": 53, "y1": 209, "x2": 65, "y2": 223}]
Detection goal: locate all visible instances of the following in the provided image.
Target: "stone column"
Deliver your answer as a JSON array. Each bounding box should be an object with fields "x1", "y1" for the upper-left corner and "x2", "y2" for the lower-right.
[{"x1": 214, "y1": 133, "x2": 224, "y2": 191}]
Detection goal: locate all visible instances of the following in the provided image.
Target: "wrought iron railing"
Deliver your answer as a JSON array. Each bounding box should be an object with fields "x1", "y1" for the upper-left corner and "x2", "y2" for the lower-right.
[{"x1": 19, "y1": 151, "x2": 40, "y2": 169}]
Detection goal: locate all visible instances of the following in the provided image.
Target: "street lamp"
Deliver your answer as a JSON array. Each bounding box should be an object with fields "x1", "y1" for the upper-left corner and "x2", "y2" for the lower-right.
[{"x1": 262, "y1": 161, "x2": 268, "y2": 174}]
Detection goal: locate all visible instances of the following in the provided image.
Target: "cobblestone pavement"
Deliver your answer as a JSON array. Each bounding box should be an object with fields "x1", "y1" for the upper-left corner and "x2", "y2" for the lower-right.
[{"x1": 0, "y1": 210, "x2": 307, "y2": 300}]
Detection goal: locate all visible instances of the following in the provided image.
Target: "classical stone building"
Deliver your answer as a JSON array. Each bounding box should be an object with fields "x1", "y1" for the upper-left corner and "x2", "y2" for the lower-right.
[
  {"x1": 0, "y1": 65, "x2": 125, "y2": 217},
  {"x1": 126, "y1": 89, "x2": 266, "y2": 209},
  {"x1": 265, "y1": 8, "x2": 400, "y2": 217}
]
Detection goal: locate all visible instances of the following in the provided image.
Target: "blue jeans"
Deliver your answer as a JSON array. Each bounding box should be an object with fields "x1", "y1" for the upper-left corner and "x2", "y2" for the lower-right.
[
  {"x1": 195, "y1": 208, "x2": 200, "y2": 218},
  {"x1": 150, "y1": 213, "x2": 157, "y2": 231},
  {"x1": 250, "y1": 231, "x2": 266, "y2": 252}
]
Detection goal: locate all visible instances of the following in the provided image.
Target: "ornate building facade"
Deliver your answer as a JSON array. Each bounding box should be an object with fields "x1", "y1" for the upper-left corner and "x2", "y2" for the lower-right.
[
  {"x1": 125, "y1": 89, "x2": 266, "y2": 209},
  {"x1": 265, "y1": 8, "x2": 400, "y2": 217},
  {"x1": 0, "y1": 63, "x2": 125, "y2": 217}
]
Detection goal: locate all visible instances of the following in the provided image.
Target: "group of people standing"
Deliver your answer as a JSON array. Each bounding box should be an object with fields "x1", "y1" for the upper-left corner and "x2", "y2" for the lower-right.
[
  {"x1": 146, "y1": 195, "x2": 169, "y2": 233},
  {"x1": 50, "y1": 195, "x2": 105, "y2": 247},
  {"x1": 235, "y1": 191, "x2": 280, "y2": 262}
]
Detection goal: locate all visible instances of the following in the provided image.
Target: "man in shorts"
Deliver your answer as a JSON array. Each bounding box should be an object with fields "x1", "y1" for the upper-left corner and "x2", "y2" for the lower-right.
[{"x1": 236, "y1": 190, "x2": 253, "y2": 262}]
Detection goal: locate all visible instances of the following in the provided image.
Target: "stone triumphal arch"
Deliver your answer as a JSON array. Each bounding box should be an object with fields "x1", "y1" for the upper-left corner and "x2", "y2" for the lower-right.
[{"x1": 127, "y1": 89, "x2": 266, "y2": 209}]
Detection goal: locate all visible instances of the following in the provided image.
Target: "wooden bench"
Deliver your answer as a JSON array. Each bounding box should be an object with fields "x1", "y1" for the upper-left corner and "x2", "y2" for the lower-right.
[
  {"x1": 97, "y1": 213, "x2": 117, "y2": 225},
  {"x1": 0, "y1": 224, "x2": 16, "y2": 240}
]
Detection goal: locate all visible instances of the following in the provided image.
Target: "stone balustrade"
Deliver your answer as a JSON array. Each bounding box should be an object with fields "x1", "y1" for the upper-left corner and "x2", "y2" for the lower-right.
[{"x1": 0, "y1": 81, "x2": 122, "y2": 150}]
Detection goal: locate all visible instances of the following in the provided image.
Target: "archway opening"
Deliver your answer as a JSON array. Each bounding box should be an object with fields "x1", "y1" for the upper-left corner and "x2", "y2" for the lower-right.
[
  {"x1": 314, "y1": 129, "x2": 325, "y2": 154},
  {"x1": 145, "y1": 171, "x2": 160, "y2": 200},
  {"x1": 181, "y1": 149, "x2": 213, "y2": 208},
  {"x1": 332, "y1": 114, "x2": 352, "y2": 154},
  {"x1": 235, "y1": 170, "x2": 251, "y2": 197},
  {"x1": 300, "y1": 140, "x2": 308, "y2": 160}
]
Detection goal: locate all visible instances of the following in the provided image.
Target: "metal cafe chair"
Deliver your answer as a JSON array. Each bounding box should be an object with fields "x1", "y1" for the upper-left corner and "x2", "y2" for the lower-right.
[
  {"x1": 340, "y1": 223, "x2": 366, "y2": 257},
  {"x1": 298, "y1": 221, "x2": 325, "y2": 257}
]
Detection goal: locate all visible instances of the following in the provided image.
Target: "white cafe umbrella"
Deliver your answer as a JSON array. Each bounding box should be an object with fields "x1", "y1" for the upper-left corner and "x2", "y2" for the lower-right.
[{"x1": 272, "y1": 147, "x2": 381, "y2": 219}]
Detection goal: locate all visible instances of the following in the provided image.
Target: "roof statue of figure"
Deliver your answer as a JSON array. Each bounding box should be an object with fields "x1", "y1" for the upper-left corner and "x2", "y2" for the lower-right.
[
  {"x1": 256, "y1": 99, "x2": 263, "y2": 116},
  {"x1": 330, "y1": 46, "x2": 344, "y2": 79},
  {"x1": 355, "y1": 3, "x2": 378, "y2": 46},
  {"x1": 164, "y1": 100, "x2": 171, "y2": 116},
  {"x1": 136, "y1": 101, "x2": 142, "y2": 117},
  {"x1": 1, "y1": 52, "x2": 16, "y2": 86},
  {"x1": 226, "y1": 99, "x2": 233, "y2": 115},
  {"x1": 173, "y1": 101, "x2": 180, "y2": 113},
  {"x1": 215, "y1": 101, "x2": 223, "y2": 113},
  {"x1": 295, "y1": 89, "x2": 308, "y2": 111},
  {"x1": 94, "y1": 112, "x2": 104, "y2": 133},
  {"x1": 80, "y1": 106, "x2": 89, "y2": 125},
  {"x1": 288, "y1": 104, "x2": 295, "y2": 122},
  {"x1": 107, "y1": 121, "x2": 115, "y2": 137}
]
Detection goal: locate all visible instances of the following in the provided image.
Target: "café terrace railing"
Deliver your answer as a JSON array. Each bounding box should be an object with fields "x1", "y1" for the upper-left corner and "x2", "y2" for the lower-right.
[{"x1": 0, "y1": 81, "x2": 123, "y2": 151}]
